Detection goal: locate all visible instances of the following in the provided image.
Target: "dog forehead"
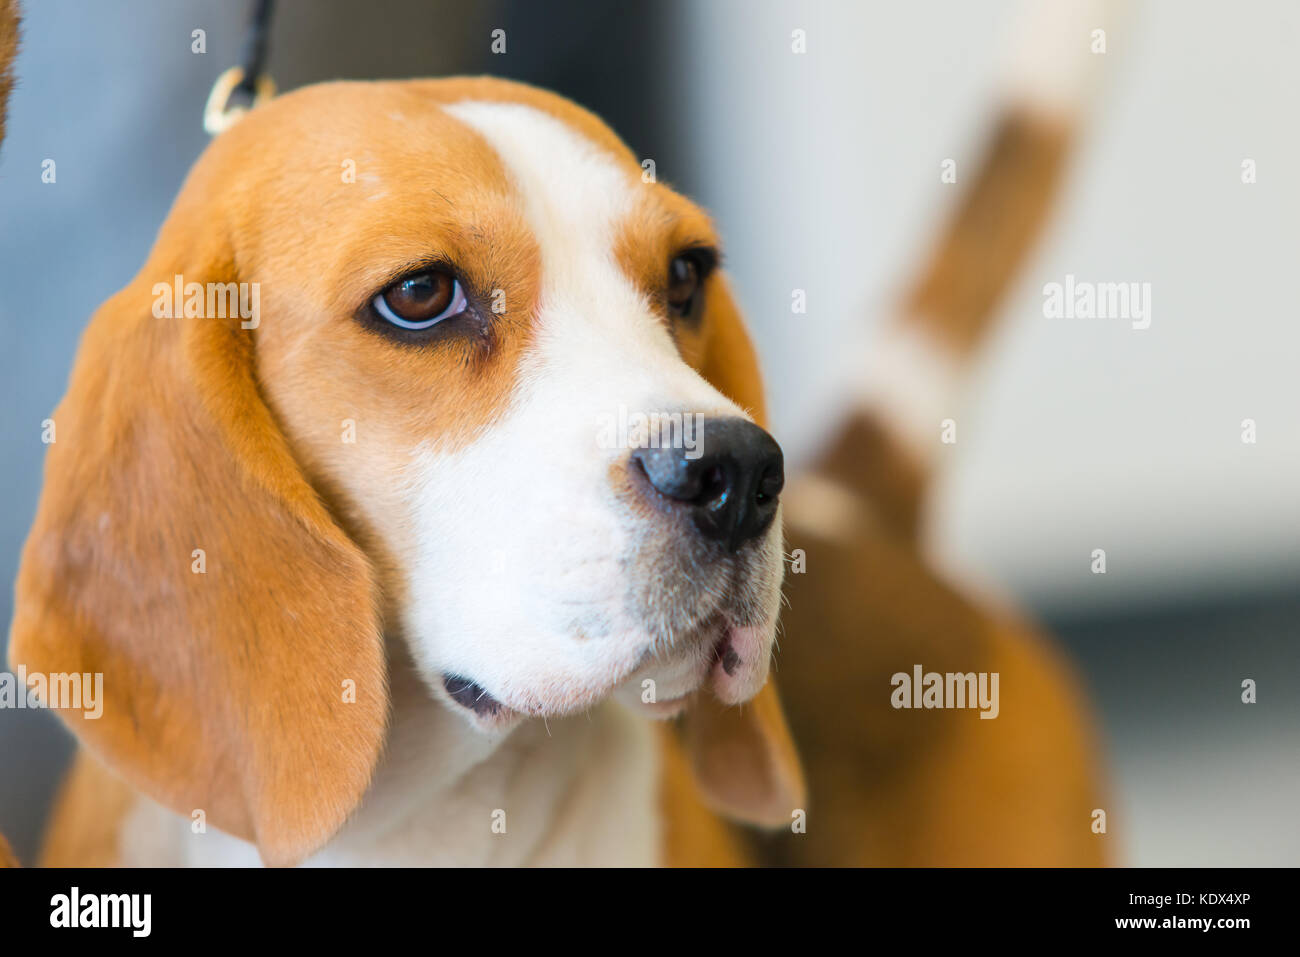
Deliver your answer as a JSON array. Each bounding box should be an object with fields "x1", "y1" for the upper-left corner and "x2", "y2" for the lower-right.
[
  {"x1": 443, "y1": 100, "x2": 640, "y2": 236},
  {"x1": 230, "y1": 78, "x2": 645, "y2": 208},
  {"x1": 441, "y1": 98, "x2": 648, "y2": 308},
  {"x1": 442, "y1": 99, "x2": 686, "y2": 361}
]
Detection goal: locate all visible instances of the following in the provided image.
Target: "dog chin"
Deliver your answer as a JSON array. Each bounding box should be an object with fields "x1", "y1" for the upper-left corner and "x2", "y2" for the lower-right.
[
  {"x1": 612, "y1": 617, "x2": 776, "y2": 718},
  {"x1": 438, "y1": 616, "x2": 776, "y2": 734}
]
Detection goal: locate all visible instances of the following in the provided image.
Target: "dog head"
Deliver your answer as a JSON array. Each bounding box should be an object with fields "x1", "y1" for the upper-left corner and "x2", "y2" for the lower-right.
[{"x1": 10, "y1": 78, "x2": 803, "y2": 865}]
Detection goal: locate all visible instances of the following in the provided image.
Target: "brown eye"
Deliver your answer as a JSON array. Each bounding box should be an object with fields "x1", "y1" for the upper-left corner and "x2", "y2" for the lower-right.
[
  {"x1": 373, "y1": 270, "x2": 467, "y2": 330},
  {"x1": 667, "y1": 254, "x2": 703, "y2": 317}
]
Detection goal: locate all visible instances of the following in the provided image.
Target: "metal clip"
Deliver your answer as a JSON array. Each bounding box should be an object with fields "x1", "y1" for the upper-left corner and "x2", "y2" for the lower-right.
[{"x1": 203, "y1": 65, "x2": 276, "y2": 136}]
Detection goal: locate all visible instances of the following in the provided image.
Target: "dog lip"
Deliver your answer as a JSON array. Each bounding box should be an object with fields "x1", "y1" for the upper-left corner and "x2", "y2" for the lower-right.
[
  {"x1": 442, "y1": 648, "x2": 646, "y2": 720},
  {"x1": 439, "y1": 614, "x2": 748, "y2": 723},
  {"x1": 706, "y1": 622, "x2": 773, "y2": 704},
  {"x1": 708, "y1": 628, "x2": 737, "y2": 671},
  {"x1": 442, "y1": 673, "x2": 508, "y2": 718}
]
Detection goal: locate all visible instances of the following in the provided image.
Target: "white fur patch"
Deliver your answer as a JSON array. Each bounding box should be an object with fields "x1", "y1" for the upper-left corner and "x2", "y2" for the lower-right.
[
  {"x1": 783, "y1": 471, "x2": 874, "y2": 544},
  {"x1": 855, "y1": 320, "x2": 960, "y2": 466}
]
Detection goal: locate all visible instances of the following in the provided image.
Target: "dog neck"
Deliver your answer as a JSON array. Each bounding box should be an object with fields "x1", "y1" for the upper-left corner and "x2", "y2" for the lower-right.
[{"x1": 120, "y1": 635, "x2": 661, "y2": 866}]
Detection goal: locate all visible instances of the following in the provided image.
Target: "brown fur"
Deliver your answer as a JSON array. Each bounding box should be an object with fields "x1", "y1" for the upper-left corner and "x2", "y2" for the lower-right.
[
  {"x1": 39, "y1": 751, "x2": 135, "y2": 867},
  {"x1": 759, "y1": 521, "x2": 1108, "y2": 865},
  {"x1": 0, "y1": 0, "x2": 17, "y2": 151},
  {"x1": 903, "y1": 112, "x2": 1073, "y2": 359},
  {"x1": 656, "y1": 725, "x2": 749, "y2": 867}
]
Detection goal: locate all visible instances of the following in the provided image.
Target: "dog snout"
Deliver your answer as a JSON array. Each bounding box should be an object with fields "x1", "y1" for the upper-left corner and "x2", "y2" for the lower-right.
[{"x1": 630, "y1": 416, "x2": 784, "y2": 551}]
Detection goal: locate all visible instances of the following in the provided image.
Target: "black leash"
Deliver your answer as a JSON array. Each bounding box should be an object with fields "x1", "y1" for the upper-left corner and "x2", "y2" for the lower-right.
[
  {"x1": 231, "y1": 0, "x2": 276, "y2": 102},
  {"x1": 203, "y1": 0, "x2": 278, "y2": 135}
]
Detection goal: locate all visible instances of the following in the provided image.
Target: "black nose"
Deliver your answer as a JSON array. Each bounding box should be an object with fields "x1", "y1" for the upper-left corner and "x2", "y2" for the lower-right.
[{"x1": 630, "y1": 416, "x2": 784, "y2": 551}]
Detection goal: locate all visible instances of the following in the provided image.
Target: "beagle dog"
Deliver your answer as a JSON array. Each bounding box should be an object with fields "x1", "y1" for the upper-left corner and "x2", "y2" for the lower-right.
[{"x1": 11, "y1": 77, "x2": 804, "y2": 867}]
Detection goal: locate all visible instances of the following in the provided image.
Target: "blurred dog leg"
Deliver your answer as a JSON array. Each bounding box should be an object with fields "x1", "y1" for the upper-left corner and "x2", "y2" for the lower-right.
[
  {"x1": 0, "y1": 831, "x2": 17, "y2": 867},
  {"x1": 767, "y1": 2, "x2": 1118, "y2": 865},
  {"x1": 39, "y1": 750, "x2": 141, "y2": 867}
]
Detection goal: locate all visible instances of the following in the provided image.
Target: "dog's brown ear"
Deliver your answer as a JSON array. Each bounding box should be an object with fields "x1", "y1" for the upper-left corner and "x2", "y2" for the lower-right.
[
  {"x1": 679, "y1": 271, "x2": 807, "y2": 826},
  {"x1": 9, "y1": 216, "x2": 387, "y2": 866},
  {"x1": 682, "y1": 682, "x2": 805, "y2": 827}
]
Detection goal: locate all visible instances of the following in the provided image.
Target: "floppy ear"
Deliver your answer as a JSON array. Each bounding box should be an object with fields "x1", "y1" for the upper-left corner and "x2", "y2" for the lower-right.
[
  {"x1": 8, "y1": 223, "x2": 387, "y2": 866},
  {"x1": 682, "y1": 272, "x2": 807, "y2": 826},
  {"x1": 683, "y1": 680, "x2": 805, "y2": 828}
]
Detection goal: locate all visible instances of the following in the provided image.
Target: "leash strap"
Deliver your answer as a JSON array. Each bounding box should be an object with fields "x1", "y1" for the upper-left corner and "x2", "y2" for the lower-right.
[
  {"x1": 232, "y1": 0, "x2": 275, "y2": 100},
  {"x1": 203, "y1": 0, "x2": 278, "y2": 136}
]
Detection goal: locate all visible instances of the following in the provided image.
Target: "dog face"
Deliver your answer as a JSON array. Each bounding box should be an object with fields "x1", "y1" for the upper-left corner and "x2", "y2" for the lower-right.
[
  {"x1": 11, "y1": 78, "x2": 801, "y2": 864},
  {"x1": 248, "y1": 85, "x2": 786, "y2": 728}
]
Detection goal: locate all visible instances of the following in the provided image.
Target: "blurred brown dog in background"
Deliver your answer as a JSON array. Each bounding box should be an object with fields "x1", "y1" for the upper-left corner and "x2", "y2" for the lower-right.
[{"x1": 745, "y1": 5, "x2": 1116, "y2": 864}]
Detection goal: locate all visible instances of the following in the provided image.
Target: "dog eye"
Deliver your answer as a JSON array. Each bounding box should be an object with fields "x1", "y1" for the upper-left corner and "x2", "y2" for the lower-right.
[
  {"x1": 667, "y1": 254, "x2": 703, "y2": 317},
  {"x1": 372, "y1": 270, "x2": 467, "y2": 330}
]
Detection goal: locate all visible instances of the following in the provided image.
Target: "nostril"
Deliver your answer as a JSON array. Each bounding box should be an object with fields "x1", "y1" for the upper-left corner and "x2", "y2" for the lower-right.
[
  {"x1": 754, "y1": 461, "x2": 784, "y2": 506},
  {"x1": 632, "y1": 446, "x2": 707, "y2": 503},
  {"x1": 698, "y1": 464, "x2": 729, "y2": 507},
  {"x1": 629, "y1": 415, "x2": 783, "y2": 550}
]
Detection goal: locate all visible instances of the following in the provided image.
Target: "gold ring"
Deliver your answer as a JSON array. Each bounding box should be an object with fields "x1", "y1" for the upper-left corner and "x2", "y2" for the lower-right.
[{"x1": 203, "y1": 65, "x2": 276, "y2": 136}]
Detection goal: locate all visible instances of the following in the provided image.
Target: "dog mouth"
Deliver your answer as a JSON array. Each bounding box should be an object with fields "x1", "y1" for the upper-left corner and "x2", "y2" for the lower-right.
[
  {"x1": 436, "y1": 533, "x2": 781, "y2": 728},
  {"x1": 438, "y1": 673, "x2": 526, "y2": 732},
  {"x1": 439, "y1": 614, "x2": 772, "y2": 729},
  {"x1": 442, "y1": 674, "x2": 507, "y2": 718}
]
